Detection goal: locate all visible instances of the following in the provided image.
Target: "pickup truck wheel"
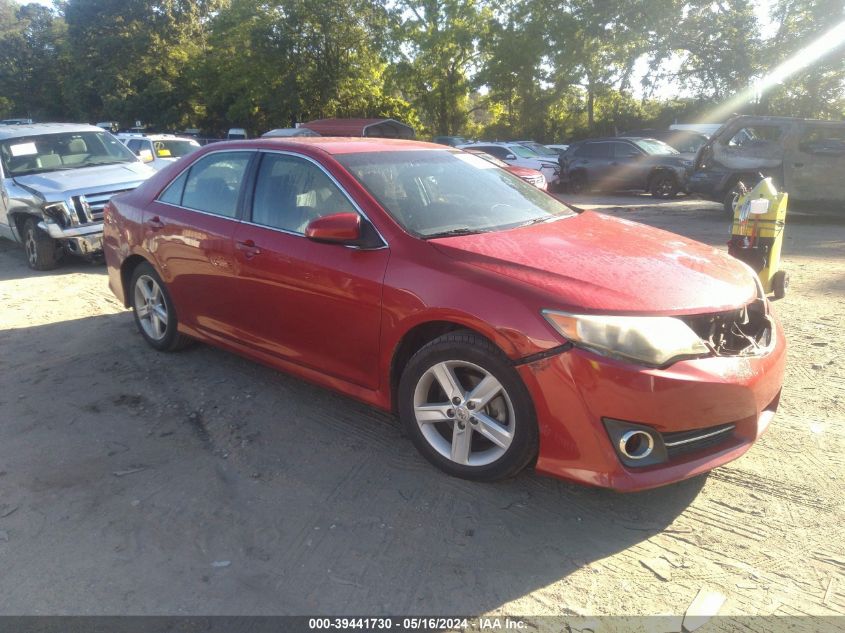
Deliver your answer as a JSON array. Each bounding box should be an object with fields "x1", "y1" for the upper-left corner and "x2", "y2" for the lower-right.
[
  {"x1": 22, "y1": 217, "x2": 60, "y2": 271},
  {"x1": 772, "y1": 270, "x2": 789, "y2": 300},
  {"x1": 650, "y1": 172, "x2": 679, "y2": 199},
  {"x1": 129, "y1": 262, "x2": 193, "y2": 351}
]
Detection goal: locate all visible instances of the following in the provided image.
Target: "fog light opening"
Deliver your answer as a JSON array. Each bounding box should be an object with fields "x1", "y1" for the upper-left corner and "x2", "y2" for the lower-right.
[{"x1": 619, "y1": 430, "x2": 655, "y2": 460}]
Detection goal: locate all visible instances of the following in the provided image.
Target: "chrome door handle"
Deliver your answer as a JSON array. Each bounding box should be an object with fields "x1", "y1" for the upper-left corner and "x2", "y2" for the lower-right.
[{"x1": 236, "y1": 239, "x2": 261, "y2": 258}]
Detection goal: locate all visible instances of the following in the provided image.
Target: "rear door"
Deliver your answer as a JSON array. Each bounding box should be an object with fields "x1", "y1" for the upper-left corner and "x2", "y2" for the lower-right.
[
  {"x1": 570, "y1": 142, "x2": 612, "y2": 186},
  {"x1": 231, "y1": 151, "x2": 390, "y2": 390},
  {"x1": 784, "y1": 121, "x2": 845, "y2": 203},
  {"x1": 610, "y1": 141, "x2": 648, "y2": 189},
  {"x1": 143, "y1": 150, "x2": 255, "y2": 339}
]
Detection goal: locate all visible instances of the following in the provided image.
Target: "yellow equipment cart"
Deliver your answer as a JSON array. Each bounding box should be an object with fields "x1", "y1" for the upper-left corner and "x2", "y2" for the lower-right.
[{"x1": 727, "y1": 178, "x2": 789, "y2": 299}]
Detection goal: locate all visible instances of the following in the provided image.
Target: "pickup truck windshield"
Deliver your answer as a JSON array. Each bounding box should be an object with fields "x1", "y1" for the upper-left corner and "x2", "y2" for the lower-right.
[
  {"x1": 153, "y1": 139, "x2": 200, "y2": 158},
  {"x1": 337, "y1": 149, "x2": 575, "y2": 238},
  {"x1": 0, "y1": 131, "x2": 137, "y2": 177}
]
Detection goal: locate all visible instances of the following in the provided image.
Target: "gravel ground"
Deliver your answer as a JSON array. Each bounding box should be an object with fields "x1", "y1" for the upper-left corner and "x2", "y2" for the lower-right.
[{"x1": 0, "y1": 194, "x2": 843, "y2": 624}]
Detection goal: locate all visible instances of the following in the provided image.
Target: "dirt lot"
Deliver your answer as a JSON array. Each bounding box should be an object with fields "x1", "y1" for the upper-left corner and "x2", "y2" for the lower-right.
[{"x1": 0, "y1": 194, "x2": 843, "y2": 623}]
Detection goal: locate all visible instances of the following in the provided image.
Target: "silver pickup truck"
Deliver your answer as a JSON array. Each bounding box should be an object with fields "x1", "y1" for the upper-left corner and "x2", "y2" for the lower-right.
[{"x1": 0, "y1": 123, "x2": 155, "y2": 269}]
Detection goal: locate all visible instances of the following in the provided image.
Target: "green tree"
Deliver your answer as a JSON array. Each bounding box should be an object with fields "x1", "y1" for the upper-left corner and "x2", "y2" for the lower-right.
[
  {"x1": 391, "y1": 0, "x2": 491, "y2": 135},
  {"x1": 62, "y1": 0, "x2": 221, "y2": 128},
  {"x1": 0, "y1": 1, "x2": 68, "y2": 120}
]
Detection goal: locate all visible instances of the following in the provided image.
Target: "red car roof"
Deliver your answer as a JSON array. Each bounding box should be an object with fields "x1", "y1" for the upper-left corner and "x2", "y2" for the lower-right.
[{"x1": 251, "y1": 137, "x2": 445, "y2": 155}]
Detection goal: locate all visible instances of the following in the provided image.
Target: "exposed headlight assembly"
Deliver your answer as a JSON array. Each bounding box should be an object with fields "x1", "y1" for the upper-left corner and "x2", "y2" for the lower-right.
[
  {"x1": 542, "y1": 310, "x2": 710, "y2": 367},
  {"x1": 42, "y1": 202, "x2": 71, "y2": 228}
]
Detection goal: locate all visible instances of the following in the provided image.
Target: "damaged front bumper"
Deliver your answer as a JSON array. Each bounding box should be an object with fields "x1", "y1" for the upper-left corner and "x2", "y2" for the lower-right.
[
  {"x1": 519, "y1": 309, "x2": 786, "y2": 491},
  {"x1": 38, "y1": 220, "x2": 103, "y2": 256}
]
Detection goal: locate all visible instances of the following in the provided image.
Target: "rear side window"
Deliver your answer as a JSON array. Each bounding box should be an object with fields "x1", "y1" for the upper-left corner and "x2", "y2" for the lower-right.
[
  {"x1": 251, "y1": 153, "x2": 357, "y2": 234},
  {"x1": 799, "y1": 125, "x2": 845, "y2": 155},
  {"x1": 575, "y1": 143, "x2": 611, "y2": 158},
  {"x1": 158, "y1": 171, "x2": 188, "y2": 205},
  {"x1": 476, "y1": 145, "x2": 508, "y2": 159},
  {"x1": 180, "y1": 151, "x2": 251, "y2": 218}
]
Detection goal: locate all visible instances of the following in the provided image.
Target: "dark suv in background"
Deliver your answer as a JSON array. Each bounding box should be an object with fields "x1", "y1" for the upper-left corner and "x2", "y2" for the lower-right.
[{"x1": 558, "y1": 137, "x2": 694, "y2": 198}]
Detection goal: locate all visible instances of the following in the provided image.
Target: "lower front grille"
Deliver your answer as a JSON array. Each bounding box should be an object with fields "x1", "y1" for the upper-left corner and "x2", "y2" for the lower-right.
[{"x1": 662, "y1": 423, "x2": 735, "y2": 460}]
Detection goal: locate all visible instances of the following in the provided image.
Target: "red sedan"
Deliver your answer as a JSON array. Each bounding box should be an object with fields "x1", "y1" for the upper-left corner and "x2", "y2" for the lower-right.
[{"x1": 103, "y1": 138, "x2": 785, "y2": 491}]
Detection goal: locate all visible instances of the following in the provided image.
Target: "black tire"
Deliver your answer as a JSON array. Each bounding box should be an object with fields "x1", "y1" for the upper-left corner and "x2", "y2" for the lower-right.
[
  {"x1": 22, "y1": 217, "x2": 61, "y2": 270},
  {"x1": 650, "y1": 172, "x2": 679, "y2": 199},
  {"x1": 128, "y1": 262, "x2": 193, "y2": 351},
  {"x1": 398, "y1": 331, "x2": 538, "y2": 481},
  {"x1": 723, "y1": 180, "x2": 752, "y2": 218},
  {"x1": 569, "y1": 171, "x2": 587, "y2": 194},
  {"x1": 772, "y1": 270, "x2": 789, "y2": 300}
]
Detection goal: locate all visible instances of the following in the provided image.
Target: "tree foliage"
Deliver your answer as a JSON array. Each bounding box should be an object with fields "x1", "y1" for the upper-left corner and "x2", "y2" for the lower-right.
[{"x1": 0, "y1": 0, "x2": 842, "y2": 138}]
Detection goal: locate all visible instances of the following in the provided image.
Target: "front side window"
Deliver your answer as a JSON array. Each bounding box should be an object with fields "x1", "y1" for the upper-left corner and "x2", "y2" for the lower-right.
[
  {"x1": 613, "y1": 142, "x2": 642, "y2": 158},
  {"x1": 0, "y1": 130, "x2": 137, "y2": 176},
  {"x1": 180, "y1": 151, "x2": 251, "y2": 218},
  {"x1": 726, "y1": 125, "x2": 784, "y2": 147},
  {"x1": 337, "y1": 149, "x2": 575, "y2": 238},
  {"x1": 251, "y1": 153, "x2": 357, "y2": 234}
]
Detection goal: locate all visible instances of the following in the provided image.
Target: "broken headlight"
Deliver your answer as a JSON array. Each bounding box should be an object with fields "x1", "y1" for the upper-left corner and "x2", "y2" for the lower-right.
[
  {"x1": 543, "y1": 311, "x2": 710, "y2": 367},
  {"x1": 42, "y1": 202, "x2": 72, "y2": 228}
]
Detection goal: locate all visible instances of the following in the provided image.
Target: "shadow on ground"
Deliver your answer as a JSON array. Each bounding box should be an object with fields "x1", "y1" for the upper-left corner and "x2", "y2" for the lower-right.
[{"x1": 0, "y1": 311, "x2": 706, "y2": 614}]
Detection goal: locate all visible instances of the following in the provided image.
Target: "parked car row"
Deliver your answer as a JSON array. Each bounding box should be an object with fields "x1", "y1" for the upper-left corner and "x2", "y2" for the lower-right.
[{"x1": 556, "y1": 115, "x2": 845, "y2": 211}]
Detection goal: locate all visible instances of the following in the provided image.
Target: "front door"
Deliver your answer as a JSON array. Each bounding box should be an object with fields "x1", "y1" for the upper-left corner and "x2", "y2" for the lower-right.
[{"x1": 231, "y1": 151, "x2": 390, "y2": 390}]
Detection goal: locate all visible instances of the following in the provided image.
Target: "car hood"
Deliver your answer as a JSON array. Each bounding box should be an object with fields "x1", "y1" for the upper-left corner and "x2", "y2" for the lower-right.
[
  {"x1": 13, "y1": 162, "x2": 154, "y2": 199},
  {"x1": 430, "y1": 211, "x2": 757, "y2": 314}
]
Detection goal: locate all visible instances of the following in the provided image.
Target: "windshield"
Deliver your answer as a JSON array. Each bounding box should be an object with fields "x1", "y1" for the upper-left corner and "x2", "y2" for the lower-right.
[
  {"x1": 336, "y1": 150, "x2": 575, "y2": 238},
  {"x1": 633, "y1": 139, "x2": 679, "y2": 155},
  {"x1": 522, "y1": 142, "x2": 558, "y2": 157},
  {"x1": 0, "y1": 131, "x2": 137, "y2": 176},
  {"x1": 153, "y1": 139, "x2": 200, "y2": 158}
]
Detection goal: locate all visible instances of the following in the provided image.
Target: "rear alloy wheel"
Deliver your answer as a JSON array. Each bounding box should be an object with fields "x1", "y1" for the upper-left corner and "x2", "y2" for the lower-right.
[
  {"x1": 398, "y1": 331, "x2": 538, "y2": 481},
  {"x1": 129, "y1": 262, "x2": 192, "y2": 351},
  {"x1": 22, "y1": 217, "x2": 61, "y2": 270},
  {"x1": 650, "y1": 172, "x2": 679, "y2": 199}
]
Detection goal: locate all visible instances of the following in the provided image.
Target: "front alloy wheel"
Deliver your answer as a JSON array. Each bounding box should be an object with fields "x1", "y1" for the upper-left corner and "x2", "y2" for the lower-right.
[
  {"x1": 413, "y1": 360, "x2": 515, "y2": 467},
  {"x1": 398, "y1": 331, "x2": 538, "y2": 481}
]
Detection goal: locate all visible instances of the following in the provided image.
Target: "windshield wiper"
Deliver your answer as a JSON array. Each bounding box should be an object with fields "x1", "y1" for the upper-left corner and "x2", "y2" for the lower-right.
[
  {"x1": 424, "y1": 228, "x2": 484, "y2": 239},
  {"x1": 80, "y1": 159, "x2": 133, "y2": 167}
]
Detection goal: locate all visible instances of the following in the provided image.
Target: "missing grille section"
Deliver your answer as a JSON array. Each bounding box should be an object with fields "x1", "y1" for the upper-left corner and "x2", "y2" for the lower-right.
[{"x1": 681, "y1": 302, "x2": 772, "y2": 357}]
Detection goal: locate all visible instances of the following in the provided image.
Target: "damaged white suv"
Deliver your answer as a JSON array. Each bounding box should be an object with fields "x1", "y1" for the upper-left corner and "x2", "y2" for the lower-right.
[{"x1": 0, "y1": 123, "x2": 155, "y2": 269}]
